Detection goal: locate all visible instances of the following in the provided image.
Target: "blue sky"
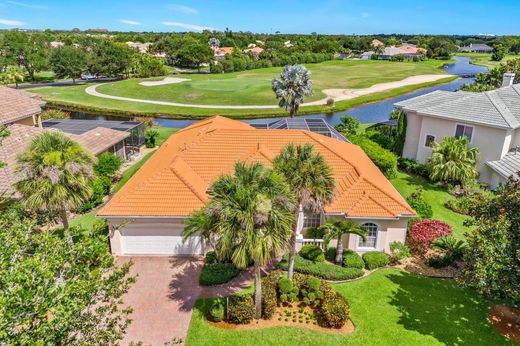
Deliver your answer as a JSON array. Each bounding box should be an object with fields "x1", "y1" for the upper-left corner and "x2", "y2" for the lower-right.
[{"x1": 0, "y1": 0, "x2": 518, "y2": 35}]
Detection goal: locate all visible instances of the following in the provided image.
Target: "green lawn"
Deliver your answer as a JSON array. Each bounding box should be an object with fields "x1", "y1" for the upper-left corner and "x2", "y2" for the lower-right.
[
  {"x1": 187, "y1": 269, "x2": 511, "y2": 346},
  {"x1": 30, "y1": 60, "x2": 456, "y2": 119},
  {"x1": 390, "y1": 171, "x2": 469, "y2": 239},
  {"x1": 457, "y1": 52, "x2": 519, "y2": 69}
]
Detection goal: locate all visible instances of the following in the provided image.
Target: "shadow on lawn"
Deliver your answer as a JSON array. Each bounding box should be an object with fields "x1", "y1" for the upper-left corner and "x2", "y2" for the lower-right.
[
  {"x1": 387, "y1": 272, "x2": 511, "y2": 345},
  {"x1": 168, "y1": 257, "x2": 203, "y2": 312}
]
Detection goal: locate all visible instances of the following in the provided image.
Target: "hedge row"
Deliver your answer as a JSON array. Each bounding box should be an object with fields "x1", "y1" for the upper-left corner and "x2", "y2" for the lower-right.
[{"x1": 277, "y1": 255, "x2": 363, "y2": 281}]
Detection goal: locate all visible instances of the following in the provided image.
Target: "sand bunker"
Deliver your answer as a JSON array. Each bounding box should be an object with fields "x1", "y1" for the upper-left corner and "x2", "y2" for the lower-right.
[{"x1": 139, "y1": 77, "x2": 191, "y2": 86}]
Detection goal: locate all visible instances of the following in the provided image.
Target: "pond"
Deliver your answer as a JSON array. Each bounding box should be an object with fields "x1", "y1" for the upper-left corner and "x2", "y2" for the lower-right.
[{"x1": 70, "y1": 56, "x2": 488, "y2": 128}]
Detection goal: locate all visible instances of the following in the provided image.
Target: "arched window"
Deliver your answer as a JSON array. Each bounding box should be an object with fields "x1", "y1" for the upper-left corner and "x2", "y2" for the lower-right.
[{"x1": 358, "y1": 222, "x2": 378, "y2": 248}]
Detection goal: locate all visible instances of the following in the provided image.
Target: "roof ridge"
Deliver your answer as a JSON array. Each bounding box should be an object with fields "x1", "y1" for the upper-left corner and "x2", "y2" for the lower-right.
[
  {"x1": 485, "y1": 90, "x2": 519, "y2": 129},
  {"x1": 344, "y1": 191, "x2": 368, "y2": 216},
  {"x1": 170, "y1": 157, "x2": 208, "y2": 203},
  {"x1": 301, "y1": 130, "x2": 360, "y2": 172}
]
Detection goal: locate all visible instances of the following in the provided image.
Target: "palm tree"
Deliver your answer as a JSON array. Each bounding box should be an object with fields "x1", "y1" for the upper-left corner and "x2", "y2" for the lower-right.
[
  {"x1": 427, "y1": 137, "x2": 479, "y2": 186},
  {"x1": 15, "y1": 132, "x2": 95, "y2": 230},
  {"x1": 320, "y1": 220, "x2": 367, "y2": 264},
  {"x1": 184, "y1": 162, "x2": 295, "y2": 318},
  {"x1": 1, "y1": 65, "x2": 24, "y2": 88},
  {"x1": 273, "y1": 144, "x2": 335, "y2": 280},
  {"x1": 272, "y1": 65, "x2": 313, "y2": 117}
]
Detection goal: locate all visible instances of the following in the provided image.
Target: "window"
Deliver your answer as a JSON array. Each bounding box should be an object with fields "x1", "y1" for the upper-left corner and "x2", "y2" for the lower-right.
[
  {"x1": 454, "y1": 124, "x2": 474, "y2": 142},
  {"x1": 303, "y1": 211, "x2": 321, "y2": 228},
  {"x1": 358, "y1": 222, "x2": 378, "y2": 248},
  {"x1": 424, "y1": 134, "x2": 436, "y2": 148}
]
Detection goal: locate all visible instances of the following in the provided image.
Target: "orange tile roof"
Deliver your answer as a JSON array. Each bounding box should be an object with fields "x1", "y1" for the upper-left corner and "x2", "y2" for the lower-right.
[
  {"x1": 0, "y1": 87, "x2": 45, "y2": 125},
  {"x1": 99, "y1": 116, "x2": 415, "y2": 219}
]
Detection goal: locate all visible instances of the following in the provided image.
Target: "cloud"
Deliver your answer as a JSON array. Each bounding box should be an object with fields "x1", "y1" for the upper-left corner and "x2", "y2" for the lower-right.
[
  {"x1": 6, "y1": 1, "x2": 47, "y2": 9},
  {"x1": 167, "y1": 4, "x2": 198, "y2": 14},
  {"x1": 0, "y1": 18, "x2": 26, "y2": 26},
  {"x1": 119, "y1": 19, "x2": 141, "y2": 25},
  {"x1": 162, "y1": 21, "x2": 215, "y2": 31}
]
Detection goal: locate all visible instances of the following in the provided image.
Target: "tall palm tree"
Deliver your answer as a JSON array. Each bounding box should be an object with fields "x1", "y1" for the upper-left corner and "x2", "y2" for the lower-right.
[
  {"x1": 427, "y1": 137, "x2": 479, "y2": 187},
  {"x1": 184, "y1": 162, "x2": 295, "y2": 318},
  {"x1": 320, "y1": 220, "x2": 367, "y2": 264},
  {"x1": 271, "y1": 65, "x2": 313, "y2": 117},
  {"x1": 273, "y1": 144, "x2": 335, "y2": 280},
  {"x1": 15, "y1": 132, "x2": 95, "y2": 230}
]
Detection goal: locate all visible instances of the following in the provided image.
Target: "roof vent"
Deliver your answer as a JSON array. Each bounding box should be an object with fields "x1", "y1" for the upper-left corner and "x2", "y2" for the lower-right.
[{"x1": 502, "y1": 72, "x2": 516, "y2": 87}]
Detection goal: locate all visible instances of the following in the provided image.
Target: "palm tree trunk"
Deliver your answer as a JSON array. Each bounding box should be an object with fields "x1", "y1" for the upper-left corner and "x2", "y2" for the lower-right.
[
  {"x1": 254, "y1": 262, "x2": 262, "y2": 319},
  {"x1": 287, "y1": 230, "x2": 296, "y2": 280},
  {"x1": 60, "y1": 208, "x2": 69, "y2": 230},
  {"x1": 336, "y1": 234, "x2": 343, "y2": 264}
]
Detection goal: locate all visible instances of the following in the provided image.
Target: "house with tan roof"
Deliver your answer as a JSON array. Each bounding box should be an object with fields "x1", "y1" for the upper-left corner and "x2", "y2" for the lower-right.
[
  {"x1": 213, "y1": 47, "x2": 234, "y2": 59},
  {"x1": 98, "y1": 116, "x2": 416, "y2": 256},
  {"x1": 0, "y1": 86, "x2": 46, "y2": 128}
]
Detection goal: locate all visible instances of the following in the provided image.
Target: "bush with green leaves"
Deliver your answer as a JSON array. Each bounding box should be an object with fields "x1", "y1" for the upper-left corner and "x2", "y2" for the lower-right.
[
  {"x1": 366, "y1": 130, "x2": 394, "y2": 150},
  {"x1": 398, "y1": 157, "x2": 429, "y2": 178},
  {"x1": 227, "y1": 294, "x2": 255, "y2": 324},
  {"x1": 362, "y1": 251, "x2": 389, "y2": 270},
  {"x1": 75, "y1": 175, "x2": 112, "y2": 213},
  {"x1": 389, "y1": 241, "x2": 411, "y2": 263},
  {"x1": 350, "y1": 135, "x2": 398, "y2": 178},
  {"x1": 278, "y1": 277, "x2": 299, "y2": 303},
  {"x1": 261, "y1": 270, "x2": 282, "y2": 319},
  {"x1": 325, "y1": 247, "x2": 337, "y2": 262},
  {"x1": 299, "y1": 244, "x2": 325, "y2": 262},
  {"x1": 40, "y1": 108, "x2": 70, "y2": 120},
  {"x1": 316, "y1": 292, "x2": 350, "y2": 328},
  {"x1": 334, "y1": 115, "x2": 359, "y2": 136},
  {"x1": 204, "y1": 251, "x2": 219, "y2": 264},
  {"x1": 428, "y1": 237, "x2": 466, "y2": 268},
  {"x1": 277, "y1": 255, "x2": 363, "y2": 281},
  {"x1": 145, "y1": 128, "x2": 159, "y2": 148},
  {"x1": 306, "y1": 226, "x2": 325, "y2": 239},
  {"x1": 300, "y1": 276, "x2": 323, "y2": 306},
  {"x1": 95, "y1": 152, "x2": 122, "y2": 178},
  {"x1": 199, "y1": 263, "x2": 240, "y2": 286},
  {"x1": 342, "y1": 249, "x2": 364, "y2": 269},
  {"x1": 406, "y1": 186, "x2": 433, "y2": 219},
  {"x1": 208, "y1": 300, "x2": 225, "y2": 322}
]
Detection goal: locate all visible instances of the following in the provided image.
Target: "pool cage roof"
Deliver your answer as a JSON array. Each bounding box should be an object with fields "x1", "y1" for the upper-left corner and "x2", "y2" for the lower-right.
[{"x1": 250, "y1": 118, "x2": 349, "y2": 142}]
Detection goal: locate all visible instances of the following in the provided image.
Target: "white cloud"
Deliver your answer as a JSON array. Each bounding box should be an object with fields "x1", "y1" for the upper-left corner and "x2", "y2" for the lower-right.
[
  {"x1": 119, "y1": 19, "x2": 141, "y2": 25},
  {"x1": 0, "y1": 18, "x2": 26, "y2": 26},
  {"x1": 162, "y1": 21, "x2": 215, "y2": 31},
  {"x1": 6, "y1": 1, "x2": 47, "y2": 9},
  {"x1": 167, "y1": 4, "x2": 198, "y2": 14}
]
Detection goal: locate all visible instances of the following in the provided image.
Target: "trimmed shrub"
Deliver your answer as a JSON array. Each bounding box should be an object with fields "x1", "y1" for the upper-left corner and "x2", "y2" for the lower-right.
[
  {"x1": 407, "y1": 219, "x2": 452, "y2": 255},
  {"x1": 278, "y1": 277, "x2": 293, "y2": 293},
  {"x1": 389, "y1": 241, "x2": 411, "y2": 263},
  {"x1": 342, "y1": 250, "x2": 364, "y2": 269},
  {"x1": 406, "y1": 186, "x2": 433, "y2": 219},
  {"x1": 398, "y1": 157, "x2": 429, "y2": 178},
  {"x1": 227, "y1": 294, "x2": 255, "y2": 324},
  {"x1": 76, "y1": 175, "x2": 112, "y2": 213},
  {"x1": 299, "y1": 244, "x2": 325, "y2": 263},
  {"x1": 317, "y1": 292, "x2": 350, "y2": 328},
  {"x1": 366, "y1": 130, "x2": 394, "y2": 150},
  {"x1": 204, "y1": 251, "x2": 219, "y2": 264},
  {"x1": 209, "y1": 301, "x2": 225, "y2": 322},
  {"x1": 277, "y1": 255, "x2": 363, "y2": 281},
  {"x1": 306, "y1": 226, "x2": 325, "y2": 239},
  {"x1": 362, "y1": 251, "x2": 389, "y2": 270},
  {"x1": 350, "y1": 135, "x2": 398, "y2": 178},
  {"x1": 261, "y1": 271, "x2": 282, "y2": 319},
  {"x1": 199, "y1": 263, "x2": 240, "y2": 286},
  {"x1": 325, "y1": 247, "x2": 337, "y2": 262},
  {"x1": 95, "y1": 152, "x2": 122, "y2": 178}
]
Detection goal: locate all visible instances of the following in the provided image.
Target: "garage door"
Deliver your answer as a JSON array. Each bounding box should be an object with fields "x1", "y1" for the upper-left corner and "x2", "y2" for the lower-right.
[{"x1": 119, "y1": 222, "x2": 202, "y2": 256}]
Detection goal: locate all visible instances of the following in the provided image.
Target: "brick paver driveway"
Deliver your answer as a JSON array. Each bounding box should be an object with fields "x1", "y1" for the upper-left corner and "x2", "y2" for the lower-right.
[{"x1": 118, "y1": 257, "x2": 203, "y2": 346}]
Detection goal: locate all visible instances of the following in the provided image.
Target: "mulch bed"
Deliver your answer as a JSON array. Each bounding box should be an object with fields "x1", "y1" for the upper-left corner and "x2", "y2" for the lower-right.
[
  {"x1": 395, "y1": 255, "x2": 460, "y2": 278},
  {"x1": 209, "y1": 303, "x2": 354, "y2": 335},
  {"x1": 489, "y1": 305, "x2": 520, "y2": 343}
]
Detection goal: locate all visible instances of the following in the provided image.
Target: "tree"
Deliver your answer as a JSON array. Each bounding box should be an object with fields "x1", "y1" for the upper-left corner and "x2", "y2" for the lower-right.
[
  {"x1": 426, "y1": 137, "x2": 479, "y2": 186},
  {"x1": 0, "y1": 207, "x2": 135, "y2": 345},
  {"x1": 15, "y1": 132, "x2": 95, "y2": 230},
  {"x1": 394, "y1": 110, "x2": 407, "y2": 155},
  {"x1": 272, "y1": 65, "x2": 313, "y2": 117},
  {"x1": 131, "y1": 54, "x2": 168, "y2": 77},
  {"x1": 88, "y1": 40, "x2": 133, "y2": 77},
  {"x1": 273, "y1": 144, "x2": 335, "y2": 280},
  {"x1": 0, "y1": 31, "x2": 49, "y2": 81},
  {"x1": 334, "y1": 115, "x2": 359, "y2": 136},
  {"x1": 174, "y1": 43, "x2": 214, "y2": 71},
  {"x1": 460, "y1": 176, "x2": 520, "y2": 304},
  {"x1": 491, "y1": 44, "x2": 506, "y2": 62},
  {"x1": 320, "y1": 220, "x2": 366, "y2": 263},
  {"x1": 50, "y1": 46, "x2": 87, "y2": 83},
  {"x1": 184, "y1": 162, "x2": 295, "y2": 318},
  {"x1": 0, "y1": 65, "x2": 24, "y2": 88}
]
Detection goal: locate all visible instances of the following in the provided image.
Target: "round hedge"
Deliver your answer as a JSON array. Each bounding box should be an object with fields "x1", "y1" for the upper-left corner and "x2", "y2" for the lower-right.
[
  {"x1": 300, "y1": 244, "x2": 325, "y2": 262},
  {"x1": 343, "y1": 250, "x2": 365, "y2": 269},
  {"x1": 362, "y1": 251, "x2": 390, "y2": 270}
]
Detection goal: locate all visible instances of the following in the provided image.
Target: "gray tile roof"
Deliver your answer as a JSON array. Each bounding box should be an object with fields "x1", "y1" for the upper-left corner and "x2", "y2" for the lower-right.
[
  {"x1": 395, "y1": 85, "x2": 520, "y2": 129},
  {"x1": 487, "y1": 151, "x2": 520, "y2": 179}
]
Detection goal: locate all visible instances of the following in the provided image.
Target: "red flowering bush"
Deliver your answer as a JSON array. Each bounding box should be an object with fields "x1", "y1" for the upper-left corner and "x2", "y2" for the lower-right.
[{"x1": 407, "y1": 220, "x2": 452, "y2": 255}]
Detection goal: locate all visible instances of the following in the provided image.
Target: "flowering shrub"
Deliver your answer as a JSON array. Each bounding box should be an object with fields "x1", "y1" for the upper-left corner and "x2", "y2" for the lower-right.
[{"x1": 407, "y1": 219, "x2": 452, "y2": 255}]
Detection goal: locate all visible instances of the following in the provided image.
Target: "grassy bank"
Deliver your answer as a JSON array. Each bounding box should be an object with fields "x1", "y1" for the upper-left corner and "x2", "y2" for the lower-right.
[{"x1": 457, "y1": 52, "x2": 518, "y2": 69}]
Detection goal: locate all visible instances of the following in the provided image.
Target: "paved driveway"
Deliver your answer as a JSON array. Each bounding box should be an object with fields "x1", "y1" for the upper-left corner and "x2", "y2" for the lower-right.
[{"x1": 117, "y1": 257, "x2": 203, "y2": 346}]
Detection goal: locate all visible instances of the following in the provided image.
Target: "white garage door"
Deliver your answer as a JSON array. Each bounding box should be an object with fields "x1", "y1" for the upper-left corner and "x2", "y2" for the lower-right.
[{"x1": 119, "y1": 221, "x2": 202, "y2": 256}]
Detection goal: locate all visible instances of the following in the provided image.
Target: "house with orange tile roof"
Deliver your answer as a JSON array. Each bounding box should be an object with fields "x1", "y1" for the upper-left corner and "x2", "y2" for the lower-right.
[
  {"x1": 98, "y1": 116, "x2": 416, "y2": 256},
  {"x1": 243, "y1": 46, "x2": 264, "y2": 58},
  {"x1": 213, "y1": 47, "x2": 234, "y2": 59}
]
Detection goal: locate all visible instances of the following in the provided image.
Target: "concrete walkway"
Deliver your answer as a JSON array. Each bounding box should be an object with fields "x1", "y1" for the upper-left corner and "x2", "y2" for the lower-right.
[{"x1": 85, "y1": 74, "x2": 453, "y2": 110}]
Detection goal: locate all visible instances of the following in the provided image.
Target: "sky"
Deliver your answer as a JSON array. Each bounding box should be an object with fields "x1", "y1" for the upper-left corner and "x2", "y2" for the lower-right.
[{"x1": 0, "y1": 0, "x2": 519, "y2": 35}]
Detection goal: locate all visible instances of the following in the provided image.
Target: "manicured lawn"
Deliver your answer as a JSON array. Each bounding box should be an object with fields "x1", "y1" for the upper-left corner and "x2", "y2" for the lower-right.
[
  {"x1": 390, "y1": 171, "x2": 469, "y2": 239},
  {"x1": 186, "y1": 269, "x2": 511, "y2": 345},
  {"x1": 457, "y1": 52, "x2": 519, "y2": 69},
  {"x1": 30, "y1": 60, "x2": 456, "y2": 119}
]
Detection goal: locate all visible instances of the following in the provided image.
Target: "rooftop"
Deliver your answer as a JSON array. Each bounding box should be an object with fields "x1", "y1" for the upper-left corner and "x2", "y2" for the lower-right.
[
  {"x1": 98, "y1": 116, "x2": 415, "y2": 219},
  {"x1": 395, "y1": 85, "x2": 520, "y2": 129},
  {"x1": 486, "y1": 150, "x2": 520, "y2": 180},
  {"x1": 42, "y1": 118, "x2": 142, "y2": 135},
  {"x1": 0, "y1": 87, "x2": 46, "y2": 125}
]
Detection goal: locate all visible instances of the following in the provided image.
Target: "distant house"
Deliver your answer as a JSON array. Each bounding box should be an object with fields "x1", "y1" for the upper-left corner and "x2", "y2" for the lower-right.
[
  {"x1": 284, "y1": 40, "x2": 293, "y2": 48},
  {"x1": 49, "y1": 41, "x2": 64, "y2": 48},
  {"x1": 371, "y1": 39, "x2": 384, "y2": 48},
  {"x1": 361, "y1": 46, "x2": 425, "y2": 60},
  {"x1": 213, "y1": 47, "x2": 234, "y2": 59},
  {"x1": 0, "y1": 87, "x2": 46, "y2": 128},
  {"x1": 458, "y1": 43, "x2": 493, "y2": 54},
  {"x1": 243, "y1": 46, "x2": 264, "y2": 58},
  {"x1": 395, "y1": 74, "x2": 520, "y2": 189},
  {"x1": 126, "y1": 41, "x2": 151, "y2": 54}
]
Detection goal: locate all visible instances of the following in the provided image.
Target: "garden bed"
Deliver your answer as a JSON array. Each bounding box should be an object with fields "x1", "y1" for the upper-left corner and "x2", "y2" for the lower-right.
[
  {"x1": 209, "y1": 302, "x2": 355, "y2": 335},
  {"x1": 489, "y1": 305, "x2": 520, "y2": 343}
]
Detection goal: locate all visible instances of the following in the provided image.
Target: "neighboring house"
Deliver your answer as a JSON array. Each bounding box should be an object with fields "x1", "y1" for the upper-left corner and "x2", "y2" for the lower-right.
[
  {"x1": 126, "y1": 41, "x2": 151, "y2": 54},
  {"x1": 284, "y1": 40, "x2": 293, "y2": 48},
  {"x1": 371, "y1": 39, "x2": 384, "y2": 48},
  {"x1": 0, "y1": 87, "x2": 46, "y2": 128},
  {"x1": 49, "y1": 41, "x2": 64, "y2": 48},
  {"x1": 0, "y1": 124, "x2": 130, "y2": 197},
  {"x1": 243, "y1": 46, "x2": 264, "y2": 58},
  {"x1": 458, "y1": 43, "x2": 493, "y2": 54},
  {"x1": 213, "y1": 47, "x2": 234, "y2": 59},
  {"x1": 98, "y1": 116, "x2": 416, "y2": 256},
  {"x1": 361, "y1": 46, "x2": 425, "y2": 60},
  {"x1": 395, "y1": 75, "x2": 520, "y2": 189}
]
